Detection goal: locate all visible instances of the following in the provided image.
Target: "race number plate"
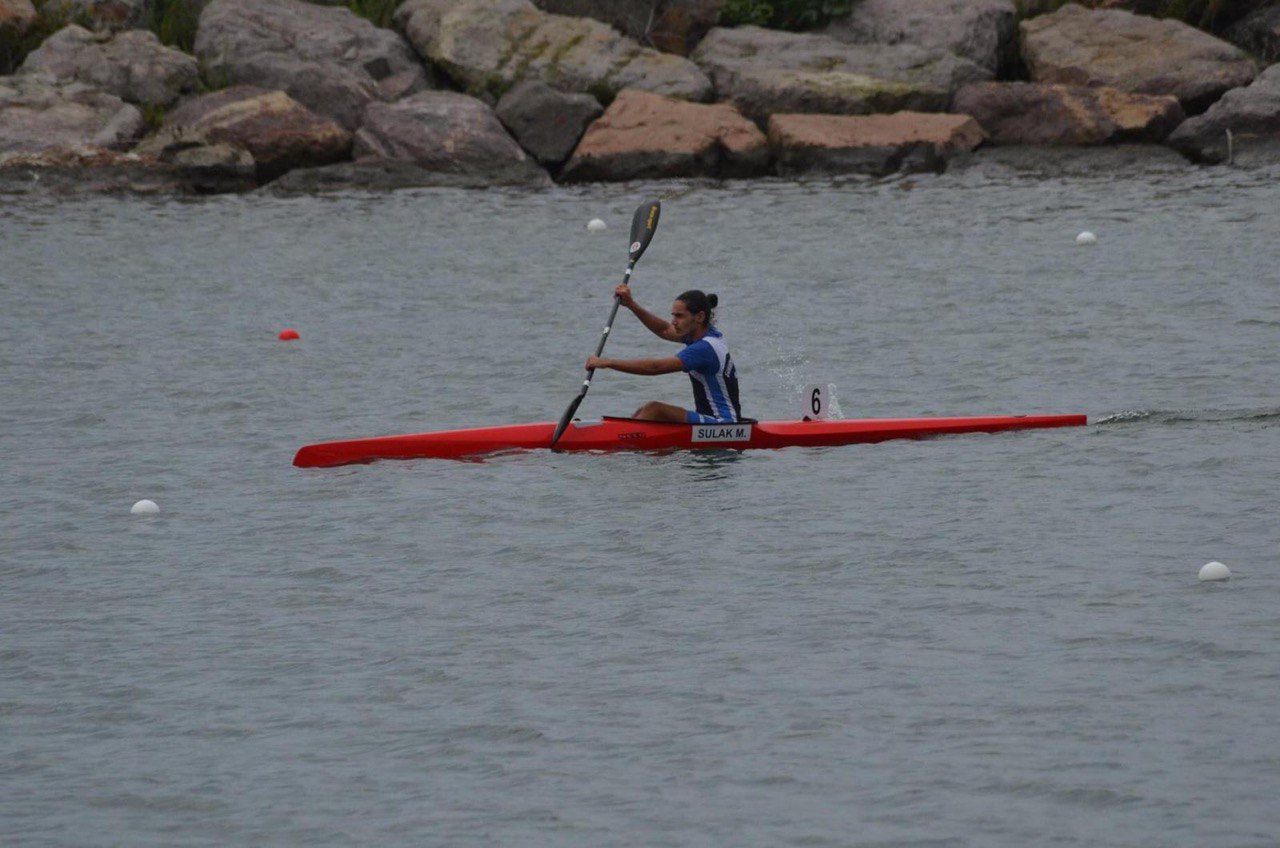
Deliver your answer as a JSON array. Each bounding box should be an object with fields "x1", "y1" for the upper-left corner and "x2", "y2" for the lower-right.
[
  {"x1": 691, "y1": 423, "x2": 753, "y2": 443},
  {"x1": 803, "y1": 384, "x2": 832, "y2": 420}
]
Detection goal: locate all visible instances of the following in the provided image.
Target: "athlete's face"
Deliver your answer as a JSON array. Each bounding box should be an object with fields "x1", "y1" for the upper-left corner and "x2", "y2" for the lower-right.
[{"x1": 670, "y1": 299, "x2": 706, "y2": 337}]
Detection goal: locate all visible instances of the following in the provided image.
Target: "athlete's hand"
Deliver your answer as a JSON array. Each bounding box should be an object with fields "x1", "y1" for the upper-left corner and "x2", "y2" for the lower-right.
[
  {"x1": 614, "y1": 283, "x2": 635, "y2": 308},
  {"x1": 586, "y1": 355, "x2": 607, "y2": 371}
]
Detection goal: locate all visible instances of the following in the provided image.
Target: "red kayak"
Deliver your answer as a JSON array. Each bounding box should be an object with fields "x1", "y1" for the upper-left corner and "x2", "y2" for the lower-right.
[{"x1": 293, "y1": 413, "x2": 1086, "y2": 467}]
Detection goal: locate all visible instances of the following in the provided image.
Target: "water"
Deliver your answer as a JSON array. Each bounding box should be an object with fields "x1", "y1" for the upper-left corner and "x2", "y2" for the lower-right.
[{"x1": 3, "y1": 167, "x2": 1279, "y2": 847}]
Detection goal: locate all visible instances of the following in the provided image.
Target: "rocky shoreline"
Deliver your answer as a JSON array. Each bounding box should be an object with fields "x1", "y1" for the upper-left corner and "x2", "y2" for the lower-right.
[{"x1": 2, "y1": 0, "x2": 1279, "y2": 196}]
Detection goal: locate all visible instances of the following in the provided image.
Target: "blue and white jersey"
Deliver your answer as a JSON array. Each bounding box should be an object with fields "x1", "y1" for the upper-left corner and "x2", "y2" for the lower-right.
[{"x1": 676, "y1": 327, "x2": 741, "y2": 423}]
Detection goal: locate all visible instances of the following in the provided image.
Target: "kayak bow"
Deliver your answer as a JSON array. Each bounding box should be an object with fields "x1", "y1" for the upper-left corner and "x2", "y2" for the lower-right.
[{"x1": 293, "y1": 414, "x2": 1086, "y2": 467}]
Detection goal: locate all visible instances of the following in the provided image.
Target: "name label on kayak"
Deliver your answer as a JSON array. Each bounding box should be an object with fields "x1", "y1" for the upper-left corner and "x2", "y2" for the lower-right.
[{"x1": 691, "y1": 423, "x2": 752, "y2": 443}]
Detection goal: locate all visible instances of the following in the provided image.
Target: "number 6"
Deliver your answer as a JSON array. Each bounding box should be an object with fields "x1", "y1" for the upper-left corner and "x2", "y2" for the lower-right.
[{"x1": 802, "y1": 384, "x2": 828, "y2": 420}]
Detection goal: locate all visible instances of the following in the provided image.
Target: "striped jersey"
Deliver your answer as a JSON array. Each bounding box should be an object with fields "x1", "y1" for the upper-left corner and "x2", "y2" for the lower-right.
[{"x1": 676, "y1": 327, "x2": 741, "y2": 423}]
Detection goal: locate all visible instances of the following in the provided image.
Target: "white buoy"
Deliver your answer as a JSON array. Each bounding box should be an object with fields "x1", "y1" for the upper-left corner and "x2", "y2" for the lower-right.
[
  {"x1": 1198, "y1": 561, "x2": 1230, "y2": 582},
  {"x1": 1076, "y1": 231, "x2": 1097, "y2": 245},
  {"x1": 587, "y1": 218, "x2": 607, "y2": 232},
  {"x1": 131, "y1": 499, "x2": 159, "y2": 516}
]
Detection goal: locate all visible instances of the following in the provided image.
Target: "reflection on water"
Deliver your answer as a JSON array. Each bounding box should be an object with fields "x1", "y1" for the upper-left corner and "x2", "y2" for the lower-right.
[{"x1": 676, "y1": 448, "x2": 746, "y2": 481}]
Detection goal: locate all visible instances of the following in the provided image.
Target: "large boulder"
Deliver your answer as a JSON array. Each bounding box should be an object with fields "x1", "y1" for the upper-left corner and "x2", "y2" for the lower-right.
[
  {"x1": 532, "y1": 0, "x2": 722, "y2": 55},
  {"x1": 1226, "y1": 5, "x2": 1280, "y2": 64},
  {"x1": 821, "y1": 0, "x2": 1016, "y2": 76},
  {"x1": 0, "y1": 76, "x2": 145, "y2": 153},
  {"x1": 394, "y1": 0, "x2": 711, "y2": 103},
  {"x1": 691, "y1": 26, "x2": 991, "y2": 125},
  {"x1": 353, "y1": 90, "x2": 551, "y2": 186},
  {"x1": 767, "y1": 110, "x2": 985, "y2": 176},
  {"x1": 19, "y1": 25, "x2": 198, "y2": 109},
  {"x1": 953, "y1": 81, "x2": 1184, "y2": 145},
  {"x1": 495, "y1": 79, "x2": 601, "y2": 168},
  {"x1": 137, "y1": 86, "x2": 352, "y2": 180},
  {"x1": 1166, "y1": 64, "x2": 1280, "y2": 164},
  {"x1": 1020, "y1": 4, "x2": 1258, "y2": 115},
  {"x1": 559, "y1": 88, "x2": 768, "y2": 181},
  {"x1": 194, "y1": 0, "x2": 430, "y2": 130}
]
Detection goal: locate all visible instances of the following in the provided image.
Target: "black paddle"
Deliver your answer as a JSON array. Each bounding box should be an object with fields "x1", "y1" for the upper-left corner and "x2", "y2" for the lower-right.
[{"x1": 550, "y1": 199, "x2": 662, "y2": 449}]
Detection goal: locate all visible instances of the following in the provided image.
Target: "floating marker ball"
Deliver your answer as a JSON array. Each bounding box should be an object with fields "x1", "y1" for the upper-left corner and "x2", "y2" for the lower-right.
[
  {"x1": 587, "y1": 218, "x2": 607, "y2": 232},
  {"x1": 131, "y1": 499, "x2": 159, "y2": 515},
  {"x1": 1198, "y1": 561, "x2": 1230, "y2": 582},
  {"x1": 278, "y1": 328, "x2": 300, "y2": 341},
  {"x1": 1076, "y1": 231, "x2": 1097, "y2": 245}
]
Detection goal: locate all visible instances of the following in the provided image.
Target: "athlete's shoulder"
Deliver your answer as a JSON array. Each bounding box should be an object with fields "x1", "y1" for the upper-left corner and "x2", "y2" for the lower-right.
[
  {"x1": 684, "y1": 328, "x2": 724, "y2": 346},
  {"x1": 676, "y1": 337, "x2": 715, "y2": 370}
]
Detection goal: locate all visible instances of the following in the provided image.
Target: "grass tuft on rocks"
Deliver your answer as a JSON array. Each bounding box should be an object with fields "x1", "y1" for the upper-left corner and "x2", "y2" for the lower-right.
[
  {"x1": 152, "y1": 0, "x2": 202, "y2": 52},
  {"x1": 348, "y1": 0, "x2": 400, "y2": 29},
  {"x1": 721, "y1": 0, "x2": 853, "y2": 32},
  {"x1": 1, "y1": 3, "x2": 88, "y2": 73}
]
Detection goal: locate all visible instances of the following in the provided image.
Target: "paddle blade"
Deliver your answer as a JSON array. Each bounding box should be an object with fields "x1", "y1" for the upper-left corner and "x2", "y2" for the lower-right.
[
  {"x1": 550, "y1": 388, "x2": 587, "y2": 449},
  {"x1": 628, "y1": 200, "x2": 661, "y2": 263}
]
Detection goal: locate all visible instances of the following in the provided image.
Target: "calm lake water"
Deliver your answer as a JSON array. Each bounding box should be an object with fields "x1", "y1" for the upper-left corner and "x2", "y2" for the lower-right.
[{"x1": 3, "y1": 161, "x2": 1279, "y2": 847}]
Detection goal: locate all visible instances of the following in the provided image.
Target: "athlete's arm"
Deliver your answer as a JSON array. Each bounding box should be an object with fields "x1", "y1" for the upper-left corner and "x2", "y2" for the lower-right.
[
  {"x1": 586, "y1": 355, "x2": 684, "y2": 375},
  {"x1": 615, "y1": 284, "x2": 681, "y2": 342}
]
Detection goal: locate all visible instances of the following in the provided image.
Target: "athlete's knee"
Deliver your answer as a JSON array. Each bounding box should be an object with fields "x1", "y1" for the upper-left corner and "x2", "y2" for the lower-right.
[{"x1": 633, "y1": 401, "x2": 661, "y2": 419}]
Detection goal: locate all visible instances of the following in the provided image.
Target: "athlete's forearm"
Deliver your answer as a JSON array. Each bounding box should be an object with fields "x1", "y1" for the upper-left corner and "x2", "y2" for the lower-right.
[
  {"x1": 627, "y1": 301, "x2": 674, "y2": 338},
  {"x1": 593, "y1": 357, "x2": 680, "y2": 376}
]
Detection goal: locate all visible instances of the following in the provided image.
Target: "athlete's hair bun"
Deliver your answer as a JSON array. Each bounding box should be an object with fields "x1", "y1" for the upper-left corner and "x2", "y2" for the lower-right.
[{"x1": 707, "y1": 293, "x2": 719, "y2": 308}]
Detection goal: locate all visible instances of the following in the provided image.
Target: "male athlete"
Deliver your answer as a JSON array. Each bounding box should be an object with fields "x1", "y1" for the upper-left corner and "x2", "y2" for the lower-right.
[{"x1": 586, "y1": 283, "x2": 741, "y2": 423}]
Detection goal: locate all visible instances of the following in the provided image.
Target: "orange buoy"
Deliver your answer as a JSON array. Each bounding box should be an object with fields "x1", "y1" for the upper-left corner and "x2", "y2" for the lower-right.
[{"x1": 278, "y1": 328, "x2": 300, "y2": 341}]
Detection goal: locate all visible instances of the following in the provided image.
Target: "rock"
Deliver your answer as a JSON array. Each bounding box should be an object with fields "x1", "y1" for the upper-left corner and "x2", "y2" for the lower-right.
[
  {"x1": 495, "y1": 79, "x2": 601, "y2": 167},
  {"x1": 1020, "y1": 4, "x2": 1258, "y2": 115},
  {"x1": 194, "y1": 0, "x2": 430, "y2": 130},
  {"x1": 377, "y1": 68, "x2": 432, "y2": 102},
  {"x1": 1226, "y1": 5, "x2": 1280, "y2": 64},
  {"x1": 560, "y1": 88, "x2": 767, "y2": 181},
  {"x1": 0, "y1": 76, "x2": 145, "y2": 152},
  {"x1": 532, "y1": 0, "x2": 722, "y2": 55},
  {"x1": 954, "y1": 81, "x2": 1184, "y2": 145},
  {"x1": 137, "y1": 86, "x2": 352, "y2": 181},
  {"x1": 19, "y1": 25, "x2": 198, "y2": 109},
  {"x1": 152, "y1": 139, "x2": 256, "y2": 192},
  {"x1": 821, "y1": 0, "x2": 1016, "y2": 76},
  {"x1": 353, "y1": 90, "x2": 551, "y2": 186},
  {"x1": 691, "y1": 26, "x2": 991, "y2": 125},
  {"x1": 1166, "y1": 64, "x2": 1280, "y2": 164},
  {"x1": 0, "y1": 147, "x2": 208, "y2": 195},
  {"x1": 394, "y1": 0, "x2": 711, "y2": 103},
  {"x1": 1, "y1": 0, "x2": 35, "y2": 28},
  {"x1": 646, "y1": 0, "x2": 722, "y2": 56},
  {"x1": 767, "y1": 110, "x2": 985, "y2": 176},
  {"x1": 0, "y1": 144, "x2": 256, "y2": 195},
  {"x1": 45, "y1": 0, "x2": 151, "y2": 32}
]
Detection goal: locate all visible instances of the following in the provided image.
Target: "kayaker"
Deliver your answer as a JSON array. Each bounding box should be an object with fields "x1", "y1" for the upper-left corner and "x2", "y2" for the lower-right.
[{"x1": 586, "y1": 284, "x2": 741, "y2": 423}]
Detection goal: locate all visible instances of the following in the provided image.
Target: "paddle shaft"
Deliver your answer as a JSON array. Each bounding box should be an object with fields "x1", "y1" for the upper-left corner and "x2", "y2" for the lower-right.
[
  {"x1": 549, "y1": 262, "x2": 635, "y2": 446},
  {"x1": 550, "y1": 199, "x2": 660, "y2": 449}
]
